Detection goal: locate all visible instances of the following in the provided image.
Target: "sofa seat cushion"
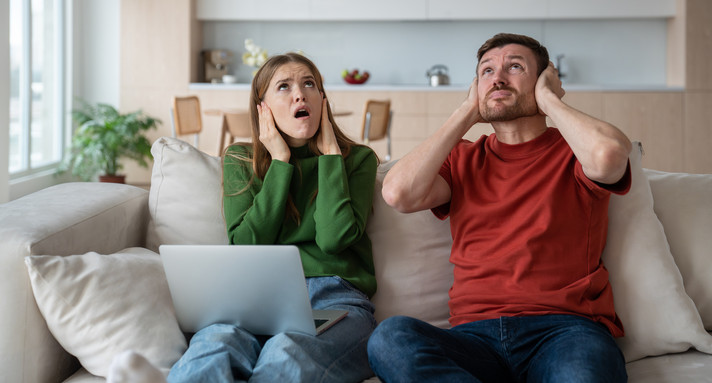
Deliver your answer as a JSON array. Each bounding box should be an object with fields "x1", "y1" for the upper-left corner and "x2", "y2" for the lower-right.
[{"x1": 625, "y1": 349, "x2": 712, "y2": 382}]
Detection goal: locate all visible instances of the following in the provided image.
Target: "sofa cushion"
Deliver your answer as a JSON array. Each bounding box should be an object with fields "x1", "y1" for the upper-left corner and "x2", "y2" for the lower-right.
[
  {"x1": 367, "y1": 161, "x2": 454, "y2": 328},
  {"x1": 24, "y1": 247, "x2": 187, "y2": 378},
  {"x1": 645, "y1": 169, "x2": 712, "y2": 330},
  {"x1": 146, "y1": 137, "x2": 228, "y2": 251},
  {"x1": 602, "y1": 142, "x2": 712, "y2": 362}
]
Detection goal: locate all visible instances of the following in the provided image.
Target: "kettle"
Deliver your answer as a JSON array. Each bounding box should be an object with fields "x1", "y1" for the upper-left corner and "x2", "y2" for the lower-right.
[{"x1": 426, "y1": 64, "x2": 450, "y2": 87}]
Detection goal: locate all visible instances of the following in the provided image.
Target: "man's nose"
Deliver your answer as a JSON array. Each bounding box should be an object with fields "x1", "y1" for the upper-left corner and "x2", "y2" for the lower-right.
[{"x1": 491, "y1": 69, "x2": 506, "y2": 87}]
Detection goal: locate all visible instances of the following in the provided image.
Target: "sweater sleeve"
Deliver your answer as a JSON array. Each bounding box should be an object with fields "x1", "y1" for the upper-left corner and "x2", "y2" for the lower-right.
[
  {"x1": 314, "y1": 148, "x2": 378, "y2": 254},
  {"x1": 223, "y1": 146, "x2": 294, "y2": 245}
]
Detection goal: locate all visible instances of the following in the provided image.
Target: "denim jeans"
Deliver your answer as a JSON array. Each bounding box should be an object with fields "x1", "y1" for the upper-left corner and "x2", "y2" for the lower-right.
[
  {"x1": 167, "y1": 276, "x2": 376, "y2": 383},
  {"x1": 367, "y1": 314, "x2": 627, "y2": 383}
]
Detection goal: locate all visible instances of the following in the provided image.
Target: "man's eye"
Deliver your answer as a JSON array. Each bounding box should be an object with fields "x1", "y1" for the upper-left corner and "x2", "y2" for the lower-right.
[{"x1": 511, "y1": 64, "x2": 523, "y2": 71}]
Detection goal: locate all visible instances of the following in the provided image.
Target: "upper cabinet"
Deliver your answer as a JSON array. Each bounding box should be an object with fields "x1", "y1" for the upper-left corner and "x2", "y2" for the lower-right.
[
  {"x1": 196, "y1": 0, "x2": 426, "y2": 20},
  {"x1": 428, "y1": 0, "x2": 676, "y2": 20},
  {"x1": 546, "y1": 0, "x2": 676, "y2": 19},
  {"x1": 196, "y1": 0, "x2": 676, "y2": 21},
  {"x1": 309, "y1": 0, "x2": 427, "y2": 20},
  {"x1": 196, "y1": 0, "x2": 310, "y2": 20}
]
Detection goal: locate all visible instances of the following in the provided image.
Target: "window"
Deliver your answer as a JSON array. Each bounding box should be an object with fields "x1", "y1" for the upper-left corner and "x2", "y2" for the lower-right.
[{"x1": 9, "y1": 0, "x2": 66, "y2": 177}]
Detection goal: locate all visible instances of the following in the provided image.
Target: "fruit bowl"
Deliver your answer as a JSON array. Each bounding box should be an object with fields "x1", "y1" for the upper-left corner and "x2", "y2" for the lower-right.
[{"x1": 342, "y1": 69, "x2": 370, "y2": 85}]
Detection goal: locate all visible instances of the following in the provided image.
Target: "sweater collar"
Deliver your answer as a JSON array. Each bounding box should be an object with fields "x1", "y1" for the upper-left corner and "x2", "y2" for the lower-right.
[{"x1": 290, "y1": 144, "x2": 315, "y2": 159}]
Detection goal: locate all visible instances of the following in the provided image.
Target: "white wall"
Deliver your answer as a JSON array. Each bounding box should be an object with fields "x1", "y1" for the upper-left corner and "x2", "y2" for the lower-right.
[
  {"x1": 73, "y1": 0, "x2": 120, "y2": 107},
  {"x1": 1, "y1": 0, "x2": 10, "y2": 203},
  {"x1": 203, "y1": 19, "x2": 668, "y2": 87}
]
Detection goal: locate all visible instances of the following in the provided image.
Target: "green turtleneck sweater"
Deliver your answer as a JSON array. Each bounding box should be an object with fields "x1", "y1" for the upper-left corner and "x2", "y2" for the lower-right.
[{"x1": 222, "y1": 144, "x2": 378, "y2": 297}]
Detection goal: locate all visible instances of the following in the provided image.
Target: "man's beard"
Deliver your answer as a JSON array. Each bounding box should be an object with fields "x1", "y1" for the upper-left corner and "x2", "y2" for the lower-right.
[{"x1": 480, "y1": 86, "x2": 538, "y2": 122}]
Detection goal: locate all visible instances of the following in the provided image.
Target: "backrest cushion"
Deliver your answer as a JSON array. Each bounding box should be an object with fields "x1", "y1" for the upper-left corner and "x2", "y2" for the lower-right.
[
  {"x1": 645, "y1": 168, "x2": 712, "y2": 330},
  {"x1": 146, "y1": 137, "x2": 228, "y2": 251},
  {"x1": 602, "y1": 142, "x2": 712, "y2": 362},
  {"x1": 367, "y1": 161, "x2": 454, "y2": 328}
]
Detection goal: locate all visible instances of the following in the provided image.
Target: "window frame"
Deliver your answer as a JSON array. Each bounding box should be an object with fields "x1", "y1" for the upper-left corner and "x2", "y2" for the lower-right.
[{"x1": 9, "y1": 0, "x2": 69, "y2": 180}]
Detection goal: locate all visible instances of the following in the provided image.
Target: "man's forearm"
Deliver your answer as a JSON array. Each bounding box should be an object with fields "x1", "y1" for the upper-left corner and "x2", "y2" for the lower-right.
[
  {"x1": 539, "y1": 89, "x2": 631, "y2": 184},
  {"x1": 382, "y1": 101, "x2": 478, "y2": 213}
]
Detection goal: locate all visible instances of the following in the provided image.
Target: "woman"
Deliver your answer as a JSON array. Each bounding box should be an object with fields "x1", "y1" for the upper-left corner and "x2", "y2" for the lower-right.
[{"x1": 108, "y1": 53, "x2": 379, "y2": 383}]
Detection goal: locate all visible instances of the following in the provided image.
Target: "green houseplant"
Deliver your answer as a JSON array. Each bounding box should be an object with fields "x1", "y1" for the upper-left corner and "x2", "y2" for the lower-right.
[{"x1": 59, "y1": 100, "x2": 160, "y2": 182}]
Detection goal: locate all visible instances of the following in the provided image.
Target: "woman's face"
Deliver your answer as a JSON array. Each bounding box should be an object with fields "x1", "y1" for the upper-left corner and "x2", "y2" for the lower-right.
[{"x1": 262, "y1": 62, "x2": 322, "y2": 147}]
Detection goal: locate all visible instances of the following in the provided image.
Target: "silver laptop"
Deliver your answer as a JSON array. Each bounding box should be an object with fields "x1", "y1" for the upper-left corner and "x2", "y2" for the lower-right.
[{"x1": 159, "y1": 244, "x2": 348, "y2": 336}]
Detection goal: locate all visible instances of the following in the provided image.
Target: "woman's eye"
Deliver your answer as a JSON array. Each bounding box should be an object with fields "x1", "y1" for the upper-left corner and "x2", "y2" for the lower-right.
[
  {"x1": 304, "y1": 80, "x2": 315, "y2": 88},
  {"x1": 278, "y1": 83, "x2": 289, "y2": 90}
]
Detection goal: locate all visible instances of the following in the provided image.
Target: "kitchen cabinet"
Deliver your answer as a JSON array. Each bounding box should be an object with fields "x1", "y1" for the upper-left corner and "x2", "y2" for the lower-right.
[
  {"x1": 309, "y1": 0, "x2": 427, "y2": 20},
  {"x1": 427, "y1": 0, "x2": 675, "y2": 20},
  {"x1": 547, "y1": 0, "x2": 676, "y2": 19},
  {"x1": 426, "y1": 0, "x2": 548, "y2": 20},
  {"x1": 197, "y1": 0, "x2": 676, "y2": 20},
  {"x1": 196, "y1": 0, "x2": 425, "y2": 20},
  {"x1": 196, "y1": 0, "x2": 309, "y2": 20}
]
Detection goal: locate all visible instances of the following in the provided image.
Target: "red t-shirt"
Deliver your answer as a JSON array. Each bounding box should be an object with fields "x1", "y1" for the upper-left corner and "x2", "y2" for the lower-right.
[{"x1": 433, "y1": 128, "x2": 631, "y2": 337}]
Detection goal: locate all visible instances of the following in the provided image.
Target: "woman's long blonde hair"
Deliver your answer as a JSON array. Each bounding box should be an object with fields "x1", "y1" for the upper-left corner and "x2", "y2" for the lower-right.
[{"x1": 223, "y1": 52, "x2": 363, "y2": 224}]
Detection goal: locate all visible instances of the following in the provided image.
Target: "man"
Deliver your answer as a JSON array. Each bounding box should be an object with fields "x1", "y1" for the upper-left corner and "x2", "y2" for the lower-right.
[{"x1": 367, "y1": 33, "x2": 632, "y2": 383}]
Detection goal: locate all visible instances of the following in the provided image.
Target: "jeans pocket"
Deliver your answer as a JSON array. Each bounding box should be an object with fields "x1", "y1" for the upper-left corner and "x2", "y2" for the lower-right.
[{"x1": 331, "y1": 275, "x2": 370, "y2": 300}]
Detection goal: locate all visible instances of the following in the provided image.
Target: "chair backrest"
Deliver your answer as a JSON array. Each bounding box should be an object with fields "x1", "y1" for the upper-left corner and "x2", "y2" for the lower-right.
[
  {"x1": 360, "y1": 99, "x2": 391, "y2": 142},
  {"x1": 219, "y1": 111, "x2": 252, "y2": 152},
  {"x1": 172, "y1": 96, "x2": 202, "y2": 136}
]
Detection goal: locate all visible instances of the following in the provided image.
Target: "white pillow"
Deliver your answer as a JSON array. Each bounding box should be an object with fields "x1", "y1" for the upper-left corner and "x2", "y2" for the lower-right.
[
  {"x1": 146, "y1": 137, "x2": 228, "y2": 251},
  {"x1": 645, "y1": 168, "x2": 712, "y2": 330},
  {"x1": 24, "y1": 247, "x2": 187, "y2": 377},
  {"x1": 602, "y1": 142, "x2": 712, "y2": 362},
  {"x1": 368, "y1": 161, "x2": 454, "y2": 329}
]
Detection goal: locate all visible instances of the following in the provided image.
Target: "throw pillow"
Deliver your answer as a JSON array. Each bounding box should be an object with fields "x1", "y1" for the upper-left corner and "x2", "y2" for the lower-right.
[
  {"x1": 146, "y1": 137, "x2": 228, "y2": 251},
  {"x1": 24, "y1": 247, "x2": 187, "y2": 377},
  {"x1": 602, "y1": 142, "x2": 712, "y2": 362},
  {"x1": 645, "y1": 168, "x2": 712, "y2": 330},
  {"x1": 367, "y1": 160, "x2": 454, "y2": 329}
]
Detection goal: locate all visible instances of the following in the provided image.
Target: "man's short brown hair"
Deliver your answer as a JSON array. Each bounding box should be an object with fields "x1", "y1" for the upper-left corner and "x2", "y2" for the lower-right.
[{"x1": 477, "y1": 33, "x2": 550, "y2": 75}]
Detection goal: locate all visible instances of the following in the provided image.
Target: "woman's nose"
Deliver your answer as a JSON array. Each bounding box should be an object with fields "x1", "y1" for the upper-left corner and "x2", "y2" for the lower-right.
[{"x1": 293, "y1": 89, "x2": 306, "y2": 102}]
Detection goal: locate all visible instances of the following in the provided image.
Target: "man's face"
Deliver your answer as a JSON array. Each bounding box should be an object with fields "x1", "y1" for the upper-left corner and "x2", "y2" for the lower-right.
[{"x1": 476, "y1": 44, "x2": 539, "y2": 122}]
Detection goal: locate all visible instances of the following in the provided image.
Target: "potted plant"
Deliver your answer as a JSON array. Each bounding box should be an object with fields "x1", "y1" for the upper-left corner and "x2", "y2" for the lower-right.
[{"x1": 59, "y1": 100, "x2": 160, "y2": 183}]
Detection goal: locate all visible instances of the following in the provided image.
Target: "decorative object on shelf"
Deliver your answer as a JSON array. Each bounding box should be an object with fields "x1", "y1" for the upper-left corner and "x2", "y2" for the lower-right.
[
  {"x1": 242, "y1": 39, "x2": 268, "y2": 76},
  {"x1": 58, "y1": 99, "x2": 160, "y2": 183},
  {"x1": 342, "y1": 68, "x2": 370, "y2": 85},
  {"x1": 202, "y1": 49, "x2": 233, "y2": 83},
  {"x1": 426, "y1": 64, "x2": 450, "y2": 86}
]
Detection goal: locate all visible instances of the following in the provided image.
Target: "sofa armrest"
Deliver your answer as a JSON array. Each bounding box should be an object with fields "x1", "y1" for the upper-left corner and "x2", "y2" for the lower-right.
[{"x1": 0, "y1": 182, "x2": 149, "y2": 383}]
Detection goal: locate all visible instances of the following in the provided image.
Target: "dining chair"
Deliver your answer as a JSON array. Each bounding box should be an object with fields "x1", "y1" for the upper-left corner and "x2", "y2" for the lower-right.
[
  {"x1": 171, "y1": 96, "x2": 203, "y2": 147},
  {"x1": 360, "y1": 99, "x2": 393, "y2": 161},
  {"x1": 219, "y1": 111, "x2": 252, "y2": 153}
]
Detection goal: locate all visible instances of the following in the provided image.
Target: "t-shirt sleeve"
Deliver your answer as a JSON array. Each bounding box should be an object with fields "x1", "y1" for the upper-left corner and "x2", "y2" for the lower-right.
[{"x1": 574, "y1": 159, "x2": 632, "y2": 198}]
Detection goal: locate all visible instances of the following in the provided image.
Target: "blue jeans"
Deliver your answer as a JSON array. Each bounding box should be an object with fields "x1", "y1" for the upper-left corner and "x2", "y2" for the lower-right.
[
  {"x1": 167, "y1": 276, "x2": 376, "y2": 383},
  {"x1": 367, "y1": 314, "x2": 627, "y2": 383}
]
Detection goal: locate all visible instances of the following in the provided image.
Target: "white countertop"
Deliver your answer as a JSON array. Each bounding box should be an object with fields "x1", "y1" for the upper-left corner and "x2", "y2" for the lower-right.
[{"x1": 189, "y1": 82, "x2": 684, "y2": 92}]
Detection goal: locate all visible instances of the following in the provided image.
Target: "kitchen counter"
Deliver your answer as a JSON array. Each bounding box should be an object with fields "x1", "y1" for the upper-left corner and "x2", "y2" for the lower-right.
[{"x1": 189, "y1": 83, "x2": 683, "y2": 92}]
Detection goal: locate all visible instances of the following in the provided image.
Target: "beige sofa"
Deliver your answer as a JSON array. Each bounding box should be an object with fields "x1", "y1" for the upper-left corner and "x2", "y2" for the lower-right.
[{"x1": 2, "y1": 137, "x2": 711, "y2": 382}]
